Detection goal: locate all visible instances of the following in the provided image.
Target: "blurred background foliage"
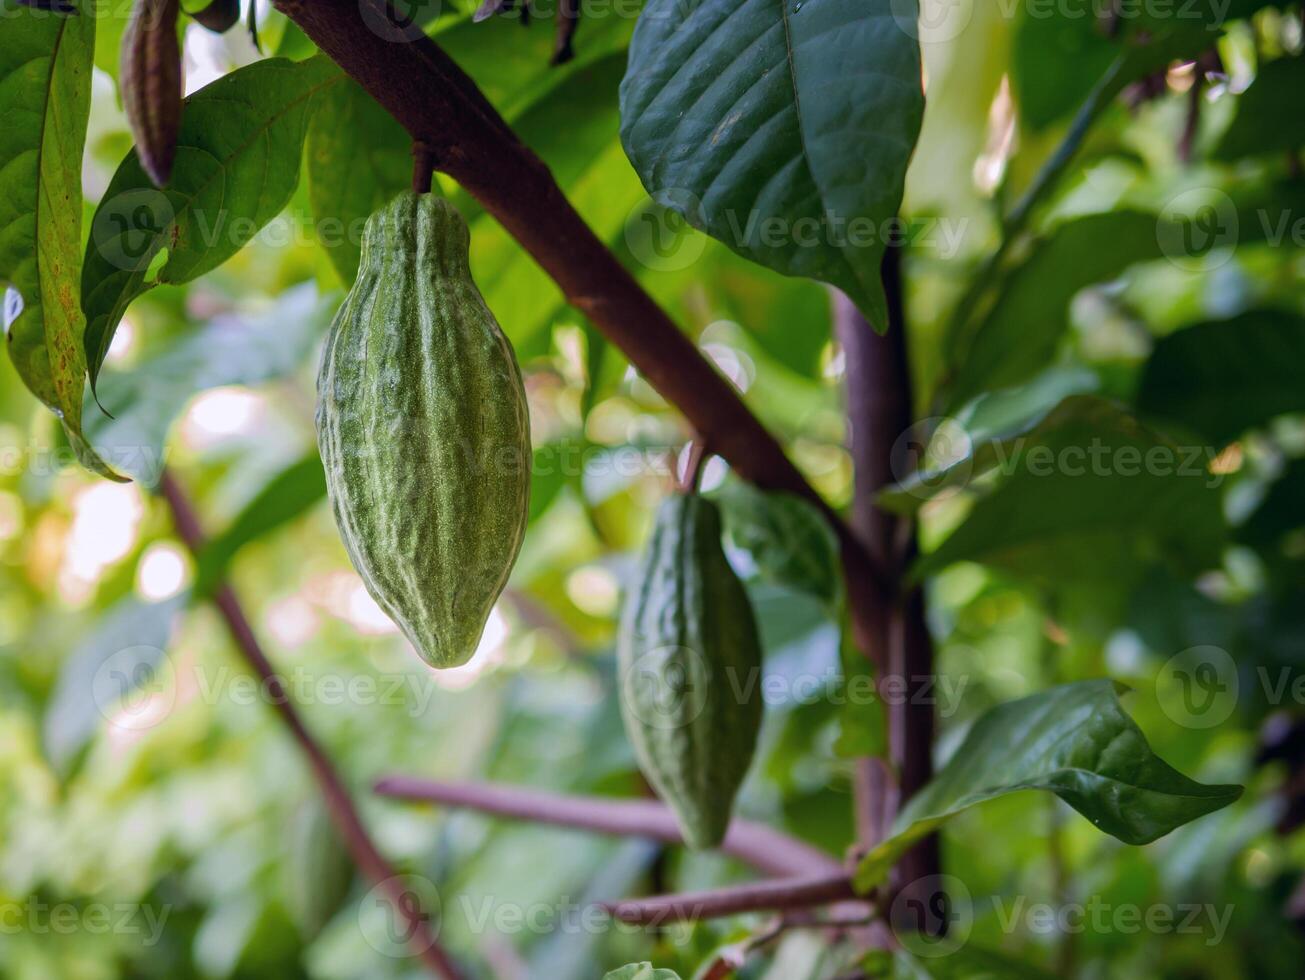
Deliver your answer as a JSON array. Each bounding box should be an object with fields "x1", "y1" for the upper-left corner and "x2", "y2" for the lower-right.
[{"x1": 1, "y1": 0, "x2": 1304, "y2": 977}]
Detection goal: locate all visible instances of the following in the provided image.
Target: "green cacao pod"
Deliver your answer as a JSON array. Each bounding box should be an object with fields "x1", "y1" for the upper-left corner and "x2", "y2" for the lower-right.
[
  {"x1": 617, "y1": 492, "x2": 764, "y2": 849},
  {"x1": 283, "y1": 796, "x2": 354, "y2": 940},
  {"x1": 316, "y1": 191, "x2": 531, "y2": 668}
]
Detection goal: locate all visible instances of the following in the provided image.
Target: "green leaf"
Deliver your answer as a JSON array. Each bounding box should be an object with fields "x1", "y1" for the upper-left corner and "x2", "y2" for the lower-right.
[
  {"x1": 879, "y1": 368, "x2": 1099, "y2": 515},
  {"x1": 718, "y1": 480, "x2": 840, "y2": 606},
  {"x1": 305, "y1": 79, "x2": 413, "y2": 285},
  {"x1": 0, "y1": 0, "x2": 122, "y2": 479},
  {"x1": 913, "y1": 397, "x2": 1225, "y2": 581},
  {"x1": 1010, "y1": 2, "x2": 1252, "y2": 131},
  {"x1": 619, "y1": 0, "x2": 924, "y2": 329},
  {"x1": 603, "y1": 965, "x2": 682, "y2": 980},
  {"x1": 947, "y1": 211, "x2": 1162, "y2": 407},
  {"x1": 83, "y1": 284, "x2": 334, "y2": 485},
  {"x1": 42, "y1": 594, "x2": 186, "y2": 778},
  {"x1": 81, "y1": 55, "x2": 342, "y2": 387},
  {"x1": 853, "y1": 680, "x2": 1242, "y2": 891},
  {"x1": 1010, "y1": 1, "x2": 1119, "y2": 131},
  {"x1": 1136, "y1": 310, "x2": 1305, "y2": 447},
  {"x1": 1237, "y1": 457, "x2": 1305, "y2": 552},
  {"x1": 1215, "y1": 55, "x2": 1305, "y2": 160},
  {"x1": 193, "y1": 455, "x2": 327, "y2": 597}
]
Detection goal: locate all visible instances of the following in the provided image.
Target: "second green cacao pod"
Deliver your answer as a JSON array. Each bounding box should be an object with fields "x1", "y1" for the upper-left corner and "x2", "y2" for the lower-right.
[
  {"x1": 617, "y1": 492, "x2": 764, "y2": 849},
  {"x1": 316, "y1": 192, "x2": 531, "y2": 668},
  {"x1": 283, "y1": 796, "x2": 354, "y2": 940}
]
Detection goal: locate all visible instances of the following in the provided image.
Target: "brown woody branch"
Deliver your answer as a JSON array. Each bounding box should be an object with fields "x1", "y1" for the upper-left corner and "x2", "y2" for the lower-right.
[
  {"x1": 160, "y1": 472, "x2": 463, "y2": 980},
  {"x1": 373, "y1": 776, "x2": 843, "y2": 878},
  {"x1": 833, "y1": 247, "x2": 938, "y2": 883},
  {"x1": 269, "y1": 0, "x2": 893, "y2": 658},
  {"x1": 601, "y1": 873, "x2": 860, "y2": 925}
]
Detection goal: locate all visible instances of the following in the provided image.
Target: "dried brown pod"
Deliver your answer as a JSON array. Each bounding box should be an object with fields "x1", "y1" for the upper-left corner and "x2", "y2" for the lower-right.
[{"x1": 120, "y1": 0, "x2": 183, "y2": 187}]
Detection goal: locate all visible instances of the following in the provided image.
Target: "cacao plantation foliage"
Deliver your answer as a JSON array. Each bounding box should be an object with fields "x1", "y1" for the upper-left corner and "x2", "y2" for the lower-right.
[{"x1": 0, "y1": 1, "x2": 1302, "y2": 978}]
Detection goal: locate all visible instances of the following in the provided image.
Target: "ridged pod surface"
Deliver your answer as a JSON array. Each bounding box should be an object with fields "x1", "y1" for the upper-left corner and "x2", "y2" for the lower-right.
[
  {"x1": 617, "y1": 492, "x2": 764, "y2": 848},
  {"x1": 316, "y1": 192, "x2": 531, "y2": 668}
]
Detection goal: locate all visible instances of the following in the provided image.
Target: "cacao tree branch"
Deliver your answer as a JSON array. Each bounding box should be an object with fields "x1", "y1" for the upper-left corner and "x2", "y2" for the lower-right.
[
  {"x1": 373, "y1": 776, "x2": 843, "y2": 878},
  {"x1": 833, "y1": 245, "x2": 939, "y2": 885},
  {"x1": 600, "y1": 872, "x2": 861, "y2": 925},
  {"x1": 268, "y1": 0, "x2": 894, "y2": 657},
  {"x1": 159, "y1": 470, "x2": 464, "y2": 980}
]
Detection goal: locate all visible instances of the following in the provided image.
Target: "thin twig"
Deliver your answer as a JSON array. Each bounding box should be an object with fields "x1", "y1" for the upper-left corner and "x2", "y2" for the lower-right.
[
  {"x1": 159, "y1": 471, "x2": 463, "y2": 980},
  {"x1": 373, "y1": 776, "x2": 842, "y2": 878},
  {"x1": 601, "y1": 873, "x2": 858, "y2": 925}
]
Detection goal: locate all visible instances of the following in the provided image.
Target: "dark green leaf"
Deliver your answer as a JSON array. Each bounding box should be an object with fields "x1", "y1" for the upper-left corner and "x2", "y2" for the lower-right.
[
  {"x1": 305, "y1": 79, "x2": 413, "y2": 285},
  {"x1": 0, "y1": 0, "x2": 122, "y2": 479},
  {"x1": 620, "y1": 0, "x2": 924, "y2": 329},
  {"x1": 1215, "y1": 55, "x2": 1305, "y2": 160},
  {"x1": 854, "y1": 680, "x2": 1242, "y2": 891},
  {"x1": 718, "y1": 480, "x2": 840, "y2": 605},
  {"x1": 81, "y1": 56, "x2": 342, "y2": 387},
  {"x1": 948, "y1": 211, "x2": 1163, "y2": 407},
  {"x1": 193, "y1": 455, "x2": 327, "y2": 597},
  {"x1": 1136, "y1": 310, "x2": 1305, "y2": 447},
  {"x1": 913, "y1": 397, "x2": 1226, "y2": 581},
  {"x1": 1237, "y1": 457, "x2": 1305, "y2": 553}
]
